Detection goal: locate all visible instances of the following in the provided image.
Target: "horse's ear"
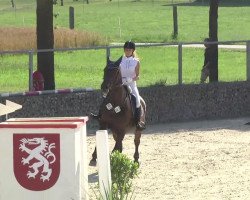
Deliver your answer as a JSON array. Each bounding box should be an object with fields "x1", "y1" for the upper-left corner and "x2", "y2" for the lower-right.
[
  {"x1": 107, "y1": 56, "x2": 111, "y2": 65},
  {"x1": 115, "y1": 56, "x2": 123, "y2": 67}
]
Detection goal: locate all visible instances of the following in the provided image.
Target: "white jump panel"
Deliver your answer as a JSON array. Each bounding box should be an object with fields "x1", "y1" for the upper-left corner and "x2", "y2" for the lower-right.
[
  {"x1": 0, "y1": 121, "x2": 88, "y2": 200},
  {"x1": 7, "y1": 116, "x2": 89, "y2": 200}
]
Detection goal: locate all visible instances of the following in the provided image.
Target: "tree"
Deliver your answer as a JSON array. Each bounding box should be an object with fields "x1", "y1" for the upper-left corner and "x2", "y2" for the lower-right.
[
  {"x1": 36, "y1": 0, "x2": 55, "y2": 90},
  {"x1": 208, "y1": 0, "x2": 219, "y2": 82}
]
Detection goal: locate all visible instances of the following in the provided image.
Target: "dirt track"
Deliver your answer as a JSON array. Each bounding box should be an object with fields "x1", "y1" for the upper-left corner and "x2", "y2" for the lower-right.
[{"x1": 87, "y1": 117, "x2": 250, "y2": 200}]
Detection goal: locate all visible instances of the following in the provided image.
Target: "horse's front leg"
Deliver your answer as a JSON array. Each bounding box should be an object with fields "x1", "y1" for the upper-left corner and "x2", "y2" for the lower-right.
[
  {"x1": 112, "y1": 129, "x2": 125, "y2": 153},
  {"x1": 89, "y1": 122, "x2": 107, "y2": 166},
  {"x1": 134, "y1": 129, "x2": 142, "y2": 164}
]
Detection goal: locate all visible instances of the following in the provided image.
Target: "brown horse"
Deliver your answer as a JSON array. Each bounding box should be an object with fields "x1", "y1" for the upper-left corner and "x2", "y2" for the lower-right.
[{"x1": 90, "y1": 57, "x2": 146, "y2": 165}]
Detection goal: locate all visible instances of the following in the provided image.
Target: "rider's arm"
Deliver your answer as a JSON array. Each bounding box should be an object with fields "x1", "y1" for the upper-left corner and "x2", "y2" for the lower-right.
[{"x1": 133, "y1": 61, "x2": 140, "y2": 81}]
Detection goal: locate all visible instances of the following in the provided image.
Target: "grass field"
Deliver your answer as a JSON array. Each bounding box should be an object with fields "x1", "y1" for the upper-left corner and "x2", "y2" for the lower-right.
[
  {"x1": 0, "y1": 46, "x2": 246, "y2": 92},
  {"x1": 0, "y1": 0, "x2": 249, "y2": 92},
  {"x1": 1, "y1": 0, "x2": 250, "y2": 42}
]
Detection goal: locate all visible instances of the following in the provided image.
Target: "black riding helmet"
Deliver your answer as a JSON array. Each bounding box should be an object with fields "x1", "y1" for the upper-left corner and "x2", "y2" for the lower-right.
[{"x1": 123, "y1": 41, "x2": 135, "y2": 50}]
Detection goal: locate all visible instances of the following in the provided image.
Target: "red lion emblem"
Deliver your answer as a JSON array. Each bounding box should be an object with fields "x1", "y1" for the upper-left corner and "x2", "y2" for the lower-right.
[{"x1": 13, "y1": 134, "x2": 60, "y2": 191}]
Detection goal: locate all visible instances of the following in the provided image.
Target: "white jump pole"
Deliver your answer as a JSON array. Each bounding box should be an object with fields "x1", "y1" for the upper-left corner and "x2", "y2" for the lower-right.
[{"x1": 96, "y1": 130, "x2": 112, "y2": 200}]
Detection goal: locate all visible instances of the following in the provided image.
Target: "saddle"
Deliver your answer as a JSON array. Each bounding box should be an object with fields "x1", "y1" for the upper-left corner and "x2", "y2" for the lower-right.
[{"x1": 91, "y1": 85, "x2": 145, "y2": 130}]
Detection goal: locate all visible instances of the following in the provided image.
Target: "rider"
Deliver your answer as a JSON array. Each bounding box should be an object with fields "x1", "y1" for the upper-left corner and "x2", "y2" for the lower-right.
[
  {"x1": 120, "y1": 41, "x2": 145, "y2": 130},
  {"x1": 200, "y1": 37, "x2": 213, "y2": 83}
]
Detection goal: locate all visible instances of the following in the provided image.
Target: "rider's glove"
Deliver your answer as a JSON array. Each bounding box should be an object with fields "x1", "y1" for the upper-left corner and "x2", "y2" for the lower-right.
[{"x1": 125, "y1": 77, "x2": 133, "y2": 83}]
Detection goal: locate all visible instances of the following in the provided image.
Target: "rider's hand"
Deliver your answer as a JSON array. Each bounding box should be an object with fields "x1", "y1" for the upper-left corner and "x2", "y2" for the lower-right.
[{"x1": 126, "y1": 77, "x2": 133, "y2": 83}]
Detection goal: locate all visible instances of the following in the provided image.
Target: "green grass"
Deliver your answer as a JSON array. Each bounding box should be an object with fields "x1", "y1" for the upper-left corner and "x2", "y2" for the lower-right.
[
  {"x1": 1, "y1": 0, "x2": 250, "y2": 43},
  {"x1": 0, "y1": 47, "x2": 246, "y2": 92},
  {"x1": 0, "y1": 0, "x2": 249, "y2": 92}
]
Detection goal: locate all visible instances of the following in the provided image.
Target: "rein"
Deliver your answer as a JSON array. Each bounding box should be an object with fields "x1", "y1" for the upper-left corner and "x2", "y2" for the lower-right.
[
  {"x1": 103, "y1": 68, "x2": 129, "y2": 113},
  {"x1": 103, "y1": 85, "x2": 129, "y2": 114}
]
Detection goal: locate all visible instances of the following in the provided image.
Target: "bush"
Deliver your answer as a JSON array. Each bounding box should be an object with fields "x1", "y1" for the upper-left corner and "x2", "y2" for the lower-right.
[{"x1": 110, "y1": 151, "x2": 139, "y2": 200}]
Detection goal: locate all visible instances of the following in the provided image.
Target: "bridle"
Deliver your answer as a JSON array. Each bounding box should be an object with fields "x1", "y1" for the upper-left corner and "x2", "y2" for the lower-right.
[
  {"x1": 102, "y1": 66, "x2": 123, "y2": 98},
  {"x1": 102, "y1": 66, "x2": 129, "y2": 114}
]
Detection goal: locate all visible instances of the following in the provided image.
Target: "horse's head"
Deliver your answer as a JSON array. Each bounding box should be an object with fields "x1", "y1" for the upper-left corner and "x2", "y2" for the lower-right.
[{"x1": 101, "y1": 56, "x2": 123, "y2": 97}]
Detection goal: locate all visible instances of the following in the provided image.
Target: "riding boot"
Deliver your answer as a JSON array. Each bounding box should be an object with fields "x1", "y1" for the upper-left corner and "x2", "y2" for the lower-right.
[{"x1": 135, "y1": 107, "x2": 146, "y2": 130}]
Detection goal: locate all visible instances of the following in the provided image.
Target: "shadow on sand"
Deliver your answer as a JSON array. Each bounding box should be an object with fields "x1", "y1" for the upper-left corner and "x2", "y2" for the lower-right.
[{"x1": 88, "y1": 172, "x2": 98, "y2": 183}]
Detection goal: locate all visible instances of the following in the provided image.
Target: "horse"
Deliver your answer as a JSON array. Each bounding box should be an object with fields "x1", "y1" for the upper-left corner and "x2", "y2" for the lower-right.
[{"x1": 89, "y1": 56, "x2": 146, "y2": 165}]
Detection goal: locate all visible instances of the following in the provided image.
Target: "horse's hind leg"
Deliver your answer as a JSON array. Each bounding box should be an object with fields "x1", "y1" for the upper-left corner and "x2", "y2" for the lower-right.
[
  {"x1": 134, "y1": 130, "x2": 141, "y2": 163},
  {"x1": 89, "y1": 147, "x2": 97, "y2": 166},
  {"x1": 89, "y1": 123, "x2": 107, "y2": 166}
]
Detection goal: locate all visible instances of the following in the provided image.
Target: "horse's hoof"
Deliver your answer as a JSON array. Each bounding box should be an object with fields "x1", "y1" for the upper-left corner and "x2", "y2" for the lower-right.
[
  {"x1": 134, "y1": 160, "x2": 140, "y2": 167},
  {"x1": 136, "y1": 122, "x2": 146, "y2": 131},
  {"x1": 89, "y1": 159, "x2": 97, "y2": 166}
]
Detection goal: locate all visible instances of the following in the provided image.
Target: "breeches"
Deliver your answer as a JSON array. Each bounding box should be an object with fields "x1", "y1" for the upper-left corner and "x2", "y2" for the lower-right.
[{"x1": 126, "y1": 81, "x2": 141, "y2": 108}]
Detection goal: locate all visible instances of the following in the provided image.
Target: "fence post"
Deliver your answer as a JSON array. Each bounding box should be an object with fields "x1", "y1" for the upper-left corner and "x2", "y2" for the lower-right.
[
  {"x1": 69, "y1": 6, "x2": 74, "y2": 29},
  {"x1": 178, "y1": 43, "x2": 182, "y2": 85},
  {"x1": 173, "y1": 5, "x2": 178, "y2": 38},
  {"x1": 28, "y1": 51, "x2": 33, "y2": 91},
  {"x1": 247, "y1": 41, "x2": 250, "y2": 81},
  {"x1": 106, "y1": 47, "x2": 111, "y2": 59}
]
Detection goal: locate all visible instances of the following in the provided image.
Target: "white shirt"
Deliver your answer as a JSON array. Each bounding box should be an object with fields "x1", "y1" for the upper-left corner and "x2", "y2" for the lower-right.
[{"x1": 119, "y1": 56, "x2": 139, "y2": 79}]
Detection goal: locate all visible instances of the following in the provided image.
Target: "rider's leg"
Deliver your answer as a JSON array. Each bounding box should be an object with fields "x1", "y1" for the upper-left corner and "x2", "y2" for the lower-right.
[
  {"x1": 128, "y1": 82, "x2": 145, "y2": 130},
  {"x1": 129, "y1": 82, "x2": 141, "y2": 108}
]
